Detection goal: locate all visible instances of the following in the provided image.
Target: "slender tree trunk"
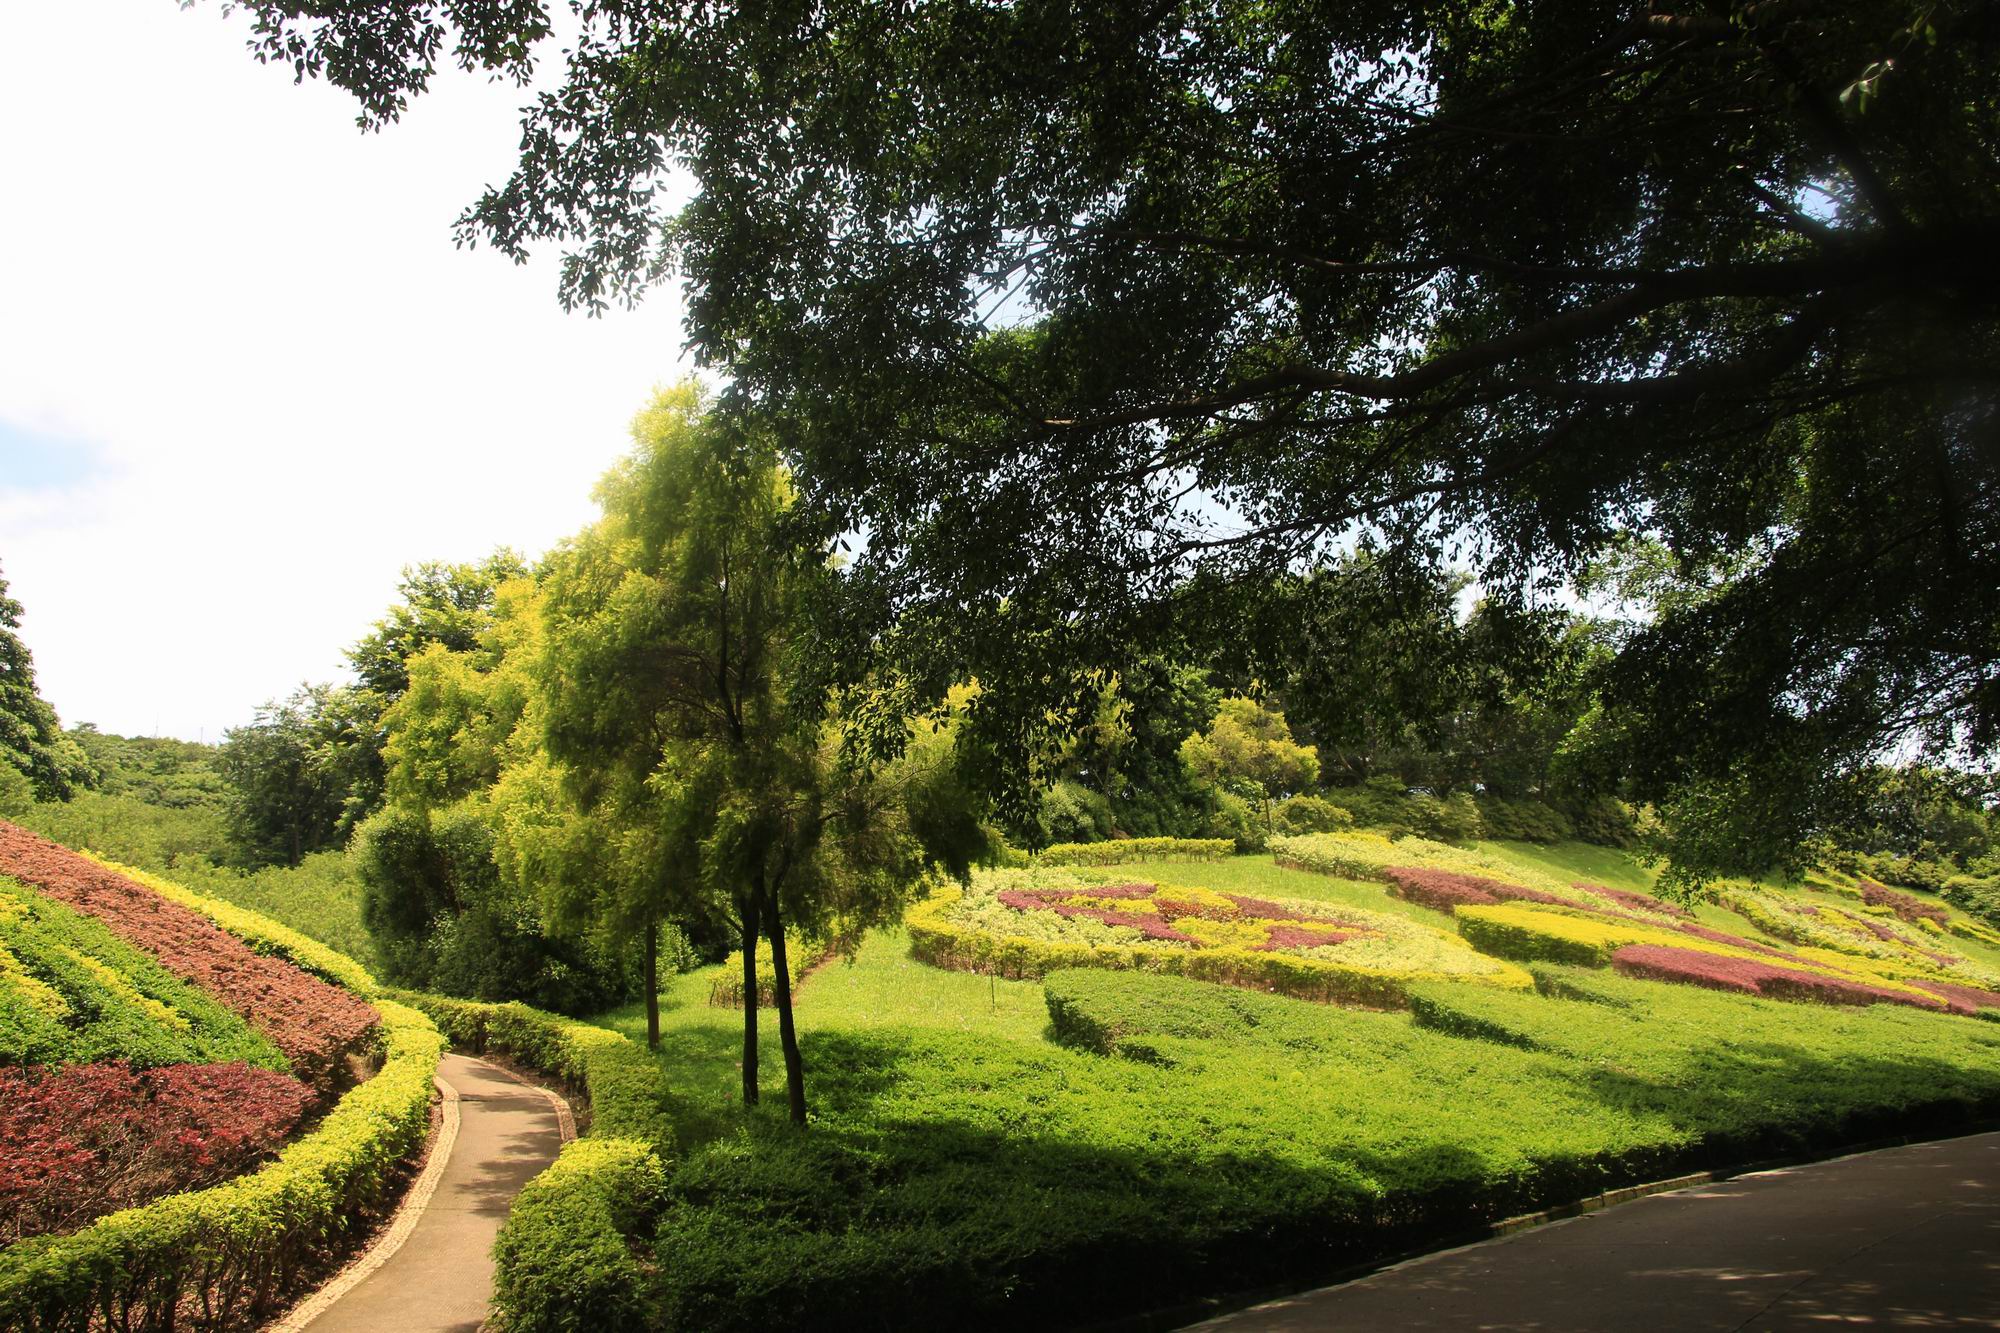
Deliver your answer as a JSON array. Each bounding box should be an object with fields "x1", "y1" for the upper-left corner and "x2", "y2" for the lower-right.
[
  {"x1": 644, "y1": 919, "x2": 661, "y2": 1051},
  {"x1": 739, "y1": 894, "x2": 760, "y2": 1107},
  {"x1": 763, "y1": 877, "x2": 808, "y2": 1126}
]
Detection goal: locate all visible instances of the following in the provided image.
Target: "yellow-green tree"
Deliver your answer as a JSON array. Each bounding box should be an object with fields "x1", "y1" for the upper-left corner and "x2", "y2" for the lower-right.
[{"x1": 1180, "y1": 697, "x2": 1319, "y2": 834}]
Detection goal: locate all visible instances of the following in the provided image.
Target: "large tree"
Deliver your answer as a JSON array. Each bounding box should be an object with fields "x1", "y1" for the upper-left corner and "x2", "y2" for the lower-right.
[
  {"x1": 0, "y1": 562, "x2": 95, "y2": 803},
  {"x1": 214, "y1": 1, "x2": 2000, "y2": 874}
]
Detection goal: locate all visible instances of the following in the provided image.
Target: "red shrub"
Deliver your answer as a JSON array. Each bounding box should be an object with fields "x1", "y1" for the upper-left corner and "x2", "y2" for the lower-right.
[
  {"x1": 1609, "y1": 944, "x2": 1945, "y2": 1011},
  {"x1": 1381, "y1": 867, "x2": 1568, "y2": 915},
  {"x1": 1859, "y1": 879, "x2": 1950, "y2": 927},
  {"x1": 1255, "y1": 925, "x2": 1363, "y2": 952},
  {"x1": 1222, "y1": 894, "x2": 1314, "y2": 921},
  {"x1": 1905, "y1": 979, "x2": 2000, "y2": 1016},
  {"x1": 0, "y1": 1061, "x2": 312, "y2": 1244},
  {"x1": 0, "y1": 820, "x2": 377, "y2": 1087},
  {"x1": 1581, "y1": 883, "x2": 1693, "y2": 919},
  {"x1": 1672, "y1": 921, "x2": 1800, "y2": 959}
]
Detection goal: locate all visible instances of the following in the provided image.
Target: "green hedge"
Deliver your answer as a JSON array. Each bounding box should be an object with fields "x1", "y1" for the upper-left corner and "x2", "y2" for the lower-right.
[
  {"x1": 0, "y1": 1000, "x2": 442, "y2": 1333},
  {"x1": 1037, "y1": 837, "x2": 1234, "y2": 866},
  {"x1": 382, "y1": 991, "x2": 674, "y2": 1333}
]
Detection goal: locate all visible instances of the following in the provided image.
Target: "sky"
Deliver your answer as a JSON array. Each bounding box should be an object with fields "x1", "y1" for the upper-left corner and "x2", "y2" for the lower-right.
[{"x1": 0, "y1": 2, "x2": 693, "y2": 743}]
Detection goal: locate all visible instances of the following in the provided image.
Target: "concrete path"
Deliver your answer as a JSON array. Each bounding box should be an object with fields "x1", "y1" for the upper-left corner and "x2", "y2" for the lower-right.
[
  {"x1": 1195, "y1": 1131, "x2": 2000, "y2": 1331},
  {"x1": 290, "y1": 1054, "x2": 568, "y2": 1333}
]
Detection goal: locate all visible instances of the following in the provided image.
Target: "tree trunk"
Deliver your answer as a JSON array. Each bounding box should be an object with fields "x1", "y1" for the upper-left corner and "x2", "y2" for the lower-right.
[
  {"x1": 739, "y1": 894, "x2": 760, "y2": 1107},
  {"x1": 763, "y1": 879, "x2": 809, "y2": 1127},
  {"x1": 644, "y1": 919, "x2": 661, "y2": 1051}
]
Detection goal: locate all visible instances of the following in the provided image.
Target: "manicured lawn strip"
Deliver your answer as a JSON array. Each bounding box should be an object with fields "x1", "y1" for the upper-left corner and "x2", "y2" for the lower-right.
[
  {"x1": 0, "y1": 1062, "x2": 313, "y2": 1245},
  {"x1": 0, "y1": 1000, "x2": 442, "y2": 1333},
  {"x1": 625, "y1": 965, "x2": 2000, "y2": 1330},
  {"x1": 0, "y1": 821, "x2": 377, "y2": 1088},
  {"x1": 0, "y1": 877, "x2": 284, "y2": 1070}
]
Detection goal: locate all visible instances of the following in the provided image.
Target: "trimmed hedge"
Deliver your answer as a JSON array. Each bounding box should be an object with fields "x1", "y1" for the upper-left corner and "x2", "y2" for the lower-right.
[
  {"x1": 907, "y1": 883, "x2": 1533, "y2": 1006},
  {"x1": 1038, "y1": 837, "x2": 1233, "y2": 866},
  {"x1": 0, "y1": 1000, "x2": 442, "y2": 1333},
  {"x1": 382, "y1": 991, "x2": 674, "y2": 1333}
]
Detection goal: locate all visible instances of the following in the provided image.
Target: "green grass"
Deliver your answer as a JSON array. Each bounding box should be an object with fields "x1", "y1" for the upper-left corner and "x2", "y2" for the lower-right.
[
  {"x1": 167, "y1": 853, "x2": 376, "y2": 968},
  {"x1": 554, "y1": 841, "x2": 2000, "y2": 1329}
]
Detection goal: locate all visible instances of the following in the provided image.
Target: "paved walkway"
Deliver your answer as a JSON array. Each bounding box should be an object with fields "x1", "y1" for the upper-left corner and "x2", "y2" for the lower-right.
[
  {"x1": 298, "y1": 1054, "x2": 568, "y2": 1333},
  {"x1": 1195, "y1": 1131, "x2": 2000, "y2": 1330}
]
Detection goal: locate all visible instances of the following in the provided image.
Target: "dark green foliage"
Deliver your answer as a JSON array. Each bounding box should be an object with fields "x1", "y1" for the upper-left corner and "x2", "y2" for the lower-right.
[
  {"x1": 1944, "y1": 876, "x2": 2000, "y2": 931},
  {"x1": 353, "y1": 805, "x2": 637, "y2": 1015},
  {"x1": 1270, "y1": 795, "x2": 1354, "y2": 837},
  {"x1": 218, "y1": 686, "x2": 374, "y2": 868},
  {"x1": 1032, "y1": 779, "x2": 1113, "y2": 846},
  {"x1": 64, "y1": 729, "x2": 230, "y2": 813},
  {"x1": 0, "y1": 564, "x2": 94, "y2": 803},
  {"x1": 1474, "y1": 796, "x2": 1574, "y2": 845}
]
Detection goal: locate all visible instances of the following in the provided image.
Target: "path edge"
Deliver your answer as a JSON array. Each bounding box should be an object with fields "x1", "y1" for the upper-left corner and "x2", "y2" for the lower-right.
[
  {"x1": 1113, "y1": 1117, "x2": 2000, "y2": 1333},
  {"x1": 267, "y1": 1072, "x2": 463, "y2": 1333}
]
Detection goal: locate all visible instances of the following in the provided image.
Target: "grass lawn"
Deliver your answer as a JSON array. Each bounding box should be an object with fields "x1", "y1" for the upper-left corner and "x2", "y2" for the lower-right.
[{"x1": 573, "y1": 842, "x2": 2000, "y2": 1330}]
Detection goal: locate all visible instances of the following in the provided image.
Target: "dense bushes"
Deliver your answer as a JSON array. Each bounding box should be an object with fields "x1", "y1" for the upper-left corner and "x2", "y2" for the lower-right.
[
  {"x1": 0, "y1": 1062, "x2": 312, "y2": 1244},
  {"x1": 0, "y1": 1000, "x2": 442, "y2": 1333},
  {"x1": 1038, "y1": 837, "x2": 1233, "y2": 866},
  {"x1": 352, "y1": 803, "x2": 636, "y2": 1014}
]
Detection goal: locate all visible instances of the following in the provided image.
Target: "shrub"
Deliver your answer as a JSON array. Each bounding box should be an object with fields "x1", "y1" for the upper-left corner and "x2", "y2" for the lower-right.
[
  {"x1": 907, "y1": 875, "x2": 1532, "y2": 1005},
  {"x1": 1472, "y1": 796, "x2": 1575, "y2": 844},
  {"x1": 1035, "y1": 780, "x2": 1115, "y2": 845},
  {"x1": 1380, "y1": 867, "x2": 1569, "y2": 915},
  {"x1": 1197, "y1": 789, "x2": 1265, "y2": 853},
  {"x1": 0, "y1": 878, "x2": 284, "y2": 1071},
  {"x1": 1609, "y1": 944, "x2": 1951, "y2": 1011},
  {"x1": 1859, "y1": 879, "x2": 1950, "y2": 927},
  {"x1": 1400, "y1": 792, "x2": 1486, "y2": 843},
  {"x1": 0, "y1": 824, "x2": 377, "y2": 1088},
  {"x1": 0, "y1": 1001, "x2": 442, "y2": 1333},
  {"x1": 0, "y1": 1062, "x2": 313, "y2": 1244},
  {"x1": 1561, "y1": 794, "x2": 1641, "y2": 849},
  {"x1": 1038, "y1": 837, "x2": 1233, "y2": 867},
  {"x1": 708, "y1": 934, "x2": 833, "y2": 1009},
  {"x1": 1270, "y1": 796, "x2": 1354, "y2": 837}
]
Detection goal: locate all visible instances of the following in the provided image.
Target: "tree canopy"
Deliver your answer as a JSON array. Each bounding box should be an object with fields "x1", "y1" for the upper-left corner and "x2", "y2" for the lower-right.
[
  {"x1": 215, "y1": 1, "x2": 1999, "y2": 875},
  {"x1": 0, "y1": 562, "x2": 95, "y2": 803}
]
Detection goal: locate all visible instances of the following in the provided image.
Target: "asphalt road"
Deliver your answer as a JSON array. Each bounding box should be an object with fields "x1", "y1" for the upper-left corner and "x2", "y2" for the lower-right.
[{"x1": 1193, "y1": 1131, "x2": 2000, "y2": 1330}]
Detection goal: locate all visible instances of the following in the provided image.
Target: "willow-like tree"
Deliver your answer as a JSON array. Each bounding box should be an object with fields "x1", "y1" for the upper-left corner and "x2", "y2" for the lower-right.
[{"x1": 520, "y1": 385, "x2": 982, "y2": 1122}]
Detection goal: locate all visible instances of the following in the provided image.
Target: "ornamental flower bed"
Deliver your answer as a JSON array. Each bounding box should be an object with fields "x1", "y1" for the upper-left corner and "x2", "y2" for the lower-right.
[
  {"x1": 1381, "y1": 867, "x2": 1570, "y2": 914},
  {"x1": 1860, "y1": 879, "x2": 1951, "y2": 927},
  {"x1": 909, "y1": 868, "x2": 1533, "y2": 1004},
  {"x1": 0, "y1": 820, "x2": 377, "y2": 1088},
  {"x1": 1608, "y1": 944, "x2": 1951, "y2": 1011},
  {"x1": 0, "y1": 1060, "x2": 312, "y2": 1244}
]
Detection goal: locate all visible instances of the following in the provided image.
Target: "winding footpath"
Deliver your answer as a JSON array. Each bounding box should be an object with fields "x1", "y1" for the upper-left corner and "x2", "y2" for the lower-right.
[
  {"x1": 274, "y1": 1054, "x2": 570, "y2": 1333},
  {"x1": 1195, "y1": 1130, "x2": 2000, "y2": 1330}
]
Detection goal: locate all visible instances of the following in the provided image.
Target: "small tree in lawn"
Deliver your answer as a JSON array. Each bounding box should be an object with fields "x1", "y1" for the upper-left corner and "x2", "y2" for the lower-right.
[
  {"x1": 1180, "y1": 697, "x2": 1319, "y2": 834},
  {"x1": 523, "y1": 385, "x2": 981, "y2": 1121}
]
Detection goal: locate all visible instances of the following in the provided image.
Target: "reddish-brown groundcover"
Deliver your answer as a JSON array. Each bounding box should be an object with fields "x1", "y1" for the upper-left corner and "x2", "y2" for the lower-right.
[
  {"x1": 0, "y1": 1061, "x2": 313, "y2": 1244},
  {"x1": 1860, "y1": 879, "x2": 1951, "y2": 927},
  {"x1": 0, "y1": 820, "x2": 377, "y2": 1086},
  {"x1": 1609, "y1": 943, "x2": 1952, "y2": 1011},
  {"x1": 1381, "y1": 866, "x2": 1569, "y2": 914}
]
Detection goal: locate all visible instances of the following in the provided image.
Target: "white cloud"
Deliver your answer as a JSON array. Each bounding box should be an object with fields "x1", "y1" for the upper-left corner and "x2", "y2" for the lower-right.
[{"x1": 0, "y1": 1, "x2": 693, "y2": 742}]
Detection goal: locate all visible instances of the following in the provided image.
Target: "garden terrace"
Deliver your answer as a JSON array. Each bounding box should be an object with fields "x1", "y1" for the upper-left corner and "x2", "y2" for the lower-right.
[
  {"x1": 0, "y1": 820, "x2": 377, "y2": 1087},
  {"x1": 908, "y1": 867, "x2": 1531, "y2": 1004}
]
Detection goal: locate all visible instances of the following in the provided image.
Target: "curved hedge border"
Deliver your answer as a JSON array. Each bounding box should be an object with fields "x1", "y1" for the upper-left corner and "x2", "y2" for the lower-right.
[
  {"x1": 1038, "y1": 837, "x2": 1233, "y2": 866},
  {"x1": 907, "y1": 883, "x2": 1533, "y2": 1006},
  {"x1": 0, "y1": 1000, "x2": 442, "y2": 1333},
  {"x1": 86, "y1": 854, "x2": 381, "y2": 997},
  {"x1": 384, "y1": 992, "x2": 675, "y2": 1333}
]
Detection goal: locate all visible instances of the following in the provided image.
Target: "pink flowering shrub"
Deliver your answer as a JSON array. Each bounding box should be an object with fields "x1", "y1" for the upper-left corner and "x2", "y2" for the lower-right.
[
  {"x1": 1382, "y1": 867, "x2": 1568, "y2": 915},
  {"x1": 0, "y1": 1061, "x2": 312, "y2": 1244}
]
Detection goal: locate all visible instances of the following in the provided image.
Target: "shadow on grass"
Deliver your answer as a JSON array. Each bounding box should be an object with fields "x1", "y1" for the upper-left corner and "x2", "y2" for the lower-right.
[{"x1": 630, "y1": 1024, "x2": 2000, "y2": 1333}]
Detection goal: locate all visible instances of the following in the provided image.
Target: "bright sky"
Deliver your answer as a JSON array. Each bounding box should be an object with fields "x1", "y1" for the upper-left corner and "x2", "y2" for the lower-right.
[{"x1": 0, "y1": 2, "x2": 692, "y2": 743}]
